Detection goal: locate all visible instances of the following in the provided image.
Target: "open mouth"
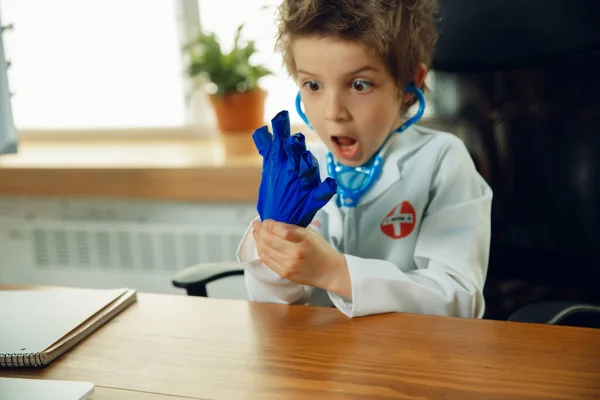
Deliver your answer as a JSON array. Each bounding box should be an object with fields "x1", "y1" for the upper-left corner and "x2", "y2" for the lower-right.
[{"x1": 332, "y1": 136, "x2": 359, "y2": 159}]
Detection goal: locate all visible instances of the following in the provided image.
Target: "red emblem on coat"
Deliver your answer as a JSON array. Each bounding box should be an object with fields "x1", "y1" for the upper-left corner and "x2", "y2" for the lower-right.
[{"x1": 380, "y1": 201, "x2": 416, "y2": 239}]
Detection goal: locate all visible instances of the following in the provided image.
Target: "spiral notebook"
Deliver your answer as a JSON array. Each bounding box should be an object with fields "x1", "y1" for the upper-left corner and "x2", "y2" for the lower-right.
[{"x1": 0, "y1": 287, "x2": 137, "y2": 368}]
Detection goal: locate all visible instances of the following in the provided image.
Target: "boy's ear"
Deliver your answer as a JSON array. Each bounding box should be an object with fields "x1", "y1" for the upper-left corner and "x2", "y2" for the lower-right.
[
  {"x1": 414, "y1": 63, "x2": 428, "y2": 87},
  {"x1": 403, "y1": 63, "x2": 428, "y2": 102}
]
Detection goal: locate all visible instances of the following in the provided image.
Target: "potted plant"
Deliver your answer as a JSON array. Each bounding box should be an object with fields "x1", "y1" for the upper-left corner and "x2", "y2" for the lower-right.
[{"x1": 183, "y1": 24, "x2": 272, "y2": 133}]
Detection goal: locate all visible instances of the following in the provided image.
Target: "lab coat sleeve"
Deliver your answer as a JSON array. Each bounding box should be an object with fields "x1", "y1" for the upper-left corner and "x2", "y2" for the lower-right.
[
  {"x1": 328, "y1": 139, "x2": 493, "y2": 318},
  {"x1": 236, "y1": 216, "x2": 314, "y2": 305}
]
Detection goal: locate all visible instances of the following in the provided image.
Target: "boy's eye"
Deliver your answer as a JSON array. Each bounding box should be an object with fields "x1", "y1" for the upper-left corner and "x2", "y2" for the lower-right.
[
  {"x1": 303, "y1": 81, "x2": 322, "y2": 92},
  {"x1": 351, "y1": 80, "x2": 373, "y2": 92}
]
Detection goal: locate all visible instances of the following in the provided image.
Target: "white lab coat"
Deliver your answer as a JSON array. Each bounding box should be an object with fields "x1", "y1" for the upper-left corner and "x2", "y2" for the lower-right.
[{"x1": 236, "y1": 125, "x2": 493, "y2": 318}]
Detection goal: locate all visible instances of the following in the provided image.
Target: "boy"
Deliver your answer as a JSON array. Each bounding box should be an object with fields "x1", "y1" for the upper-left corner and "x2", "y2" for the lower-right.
[{"x1": 237, "y1": 0, "x2": 493, "y2": 318}]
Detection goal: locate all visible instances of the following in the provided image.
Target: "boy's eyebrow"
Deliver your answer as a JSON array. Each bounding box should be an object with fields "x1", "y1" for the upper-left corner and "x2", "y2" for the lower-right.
[
  {"x1": 346, "y1": 66, "x2": 381, "y2": 75},
  {"x1": 296, "y1": 68, "x2": 316, "y2": 76},
  {"x1": 296, "y1": 66, "x2": 381, "y2": 76}
]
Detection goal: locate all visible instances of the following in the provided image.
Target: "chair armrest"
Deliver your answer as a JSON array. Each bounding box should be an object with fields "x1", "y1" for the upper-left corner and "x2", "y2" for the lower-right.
[
  {"x1": 508, "y1": 301, "x2": 600, "y2": 328},
  {"x1": 172, "y1": 261, "x2": 245, "y2": 297}
]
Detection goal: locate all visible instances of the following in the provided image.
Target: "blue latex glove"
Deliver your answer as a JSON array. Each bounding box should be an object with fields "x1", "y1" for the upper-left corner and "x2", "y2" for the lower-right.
[{"x1": 252, "y1": 110, "x2": 337, "y2": 228}]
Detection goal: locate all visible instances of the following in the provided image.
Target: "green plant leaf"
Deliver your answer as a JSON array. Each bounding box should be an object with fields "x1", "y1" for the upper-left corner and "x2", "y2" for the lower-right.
[{"x1": 182, "y1": 21, "x2": 273, "y2": 96}]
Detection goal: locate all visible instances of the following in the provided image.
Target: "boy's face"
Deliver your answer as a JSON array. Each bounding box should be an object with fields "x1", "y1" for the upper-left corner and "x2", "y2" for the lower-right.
[{"x1": 292, "y1": 36, "x2": 403, "y2": 167}]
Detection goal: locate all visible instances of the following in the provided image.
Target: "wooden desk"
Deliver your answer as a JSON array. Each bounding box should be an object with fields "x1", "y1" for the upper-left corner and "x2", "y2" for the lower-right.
[{"x1": 1, "y1": 289, "x2": 599, "y2": 399}]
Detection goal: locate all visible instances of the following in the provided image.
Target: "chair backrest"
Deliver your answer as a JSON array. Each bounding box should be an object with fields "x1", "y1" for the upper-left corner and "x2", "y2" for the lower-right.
[{"x1": 423, "y1": 0, "x2": 600, "y2": 319}]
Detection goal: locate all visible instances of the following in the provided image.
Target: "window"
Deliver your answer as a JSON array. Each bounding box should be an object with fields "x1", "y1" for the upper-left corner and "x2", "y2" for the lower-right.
[
  {"x1": 0, "y1": 0, "x2": 302, "y2": 132},
  {"x1": 1, "y1": 0, "x2": 187, "y2": 130}
]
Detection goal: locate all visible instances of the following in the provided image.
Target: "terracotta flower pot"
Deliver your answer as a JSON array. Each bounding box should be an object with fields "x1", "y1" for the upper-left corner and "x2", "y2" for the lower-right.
[{"x1": 209, "y1": 90, "x2": 267, "y2": 133}]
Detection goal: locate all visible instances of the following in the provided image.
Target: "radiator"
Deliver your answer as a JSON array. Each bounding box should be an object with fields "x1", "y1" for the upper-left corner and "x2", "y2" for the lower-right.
[
  {"x1": 27, "y1": 220, "x2": 243, "y2": 271},
  {"x1": 0, "y1": 198, "x2": 255, "y2": 298}
]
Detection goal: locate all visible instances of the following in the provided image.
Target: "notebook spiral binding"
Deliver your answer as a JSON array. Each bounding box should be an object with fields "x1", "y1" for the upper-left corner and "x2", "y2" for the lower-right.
[{"x1": 0, "y1": 352, "x2": 44, "y2": 368}]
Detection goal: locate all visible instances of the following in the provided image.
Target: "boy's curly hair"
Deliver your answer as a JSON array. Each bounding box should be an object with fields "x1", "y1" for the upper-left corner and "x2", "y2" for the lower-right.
[{"x1": 276, "y1": 0, "x2": 439, "y2": 109}]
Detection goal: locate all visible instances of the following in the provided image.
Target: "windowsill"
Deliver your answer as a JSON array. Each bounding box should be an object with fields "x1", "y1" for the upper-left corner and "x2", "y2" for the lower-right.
[
  {"x1": 0, "y1": 132, "x2": 264, "y2": 202},
  {"x1": 0, "y1": 124, "x2": 318, "y2": 202}
]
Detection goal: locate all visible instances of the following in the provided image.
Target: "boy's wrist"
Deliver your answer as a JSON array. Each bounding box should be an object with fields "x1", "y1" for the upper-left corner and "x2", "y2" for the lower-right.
[{"x1": 323, "y1": 253, "x2": 352, "y2": 299}]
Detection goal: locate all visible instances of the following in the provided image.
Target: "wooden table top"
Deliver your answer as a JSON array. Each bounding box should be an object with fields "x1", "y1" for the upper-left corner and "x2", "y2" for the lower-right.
[{"x1": 1, "y1": 288, "x2": 599, "y2": 400}]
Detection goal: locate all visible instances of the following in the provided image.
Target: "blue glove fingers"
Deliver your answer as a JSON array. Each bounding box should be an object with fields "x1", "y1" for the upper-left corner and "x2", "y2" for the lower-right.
[
  {"x1": 252, "y1": 125, "x2": 272, "y2": 157},
  {"x1": 271, "y1": 110, "x2": 291, "y2": 140},
  {"x1": 296, "y1": 178, "x2": 338, "y2": 227},
  {"x1": 284, "y1": 133, "x2": 307, "y2": 172},
  {"x1": 271, "y1": 110, "x2": 291, "y2": 160},
  {"x1": 310, "y1": 177, "x2": 338, "y2": 205},
  {"x1": 298, "y1": 150, "x2": 318, "y2": 188}
]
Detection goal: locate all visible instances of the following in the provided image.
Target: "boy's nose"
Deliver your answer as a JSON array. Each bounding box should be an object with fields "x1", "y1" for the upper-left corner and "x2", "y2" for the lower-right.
[{"x1": 324, "y1": 92, "x2": 351, "y2": 122}]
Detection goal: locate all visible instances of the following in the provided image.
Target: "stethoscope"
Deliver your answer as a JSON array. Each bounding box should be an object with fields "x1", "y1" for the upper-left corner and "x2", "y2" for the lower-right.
[{"x1": 295, "y1": 84, "x2": 426, "y2": 207}]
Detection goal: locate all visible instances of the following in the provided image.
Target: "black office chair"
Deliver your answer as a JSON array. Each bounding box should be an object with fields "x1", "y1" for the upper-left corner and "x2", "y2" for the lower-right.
[
  {"x1": 426, "y1": 0, "x2": 600, "y2": 327},
  {"x1": 174, "y1": 0, "x2": 600, "y2": 328},
  {"x1": 172, "y1": 261, "x2": 244, "y2": 297}
]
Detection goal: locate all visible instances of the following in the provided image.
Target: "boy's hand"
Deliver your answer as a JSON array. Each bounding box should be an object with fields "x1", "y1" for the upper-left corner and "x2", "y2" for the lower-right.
[
  {"x1": 252, "y1": 110, "x2": 337, "y2": 228},
  {"x1": 252, "y1": 219, "x2": 352, "y2": 299}
]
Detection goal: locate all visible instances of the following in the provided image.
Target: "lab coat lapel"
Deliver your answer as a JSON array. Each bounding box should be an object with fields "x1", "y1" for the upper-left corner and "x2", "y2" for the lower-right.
[
  {"x1": 355, "y1": 127, "x2": 428, "y2": 206},
  {"x1": 312, "y1": 126, "x2": 428, "y2": 213}
]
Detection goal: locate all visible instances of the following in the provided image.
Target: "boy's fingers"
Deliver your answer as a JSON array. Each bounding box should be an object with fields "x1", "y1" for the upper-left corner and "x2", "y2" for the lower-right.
[
  {"x1": 257, "y1": 223, "x2": 296, "y2": 253},
  {"x1": 255, "y1": 232, "x2": 292, "y2": 277},
  {"x1": 263, "y1": 219, "x2": 304, "y2": 243},
  {"x1": 256, "y1": 245, "x2": 284, "y2": 274}
]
